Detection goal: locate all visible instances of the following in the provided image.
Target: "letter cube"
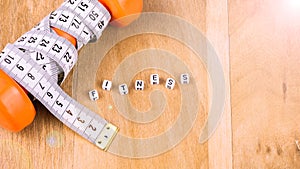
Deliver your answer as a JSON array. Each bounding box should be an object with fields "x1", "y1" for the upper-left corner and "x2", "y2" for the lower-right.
[
  {"x1": 119, "y1": 84, "x2": 129, "y2": 95},
  {"x1": 135, "y1": 80, "x2": 144, "y2": 90},
  {"x1": 180, "y1": 73, "x2": 190, "y2": 84},
  {"x1": 89, "y1": 90, "x2": 99, "y2": 101},
  {"x1": 165, "y1": 78, "x2": 175, "y2": 90},
  {"x1": 102, "y1": 80, "x2": 112, "y2": 91},
  {"x1": 150, "y1": 74, "x2": 159, "y2": 85}
]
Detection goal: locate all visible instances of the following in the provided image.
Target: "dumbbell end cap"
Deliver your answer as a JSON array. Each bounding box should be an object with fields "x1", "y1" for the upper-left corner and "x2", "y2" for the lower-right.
[{"x1": 0, "y1": 69, "x2": 36, "y2": 132}]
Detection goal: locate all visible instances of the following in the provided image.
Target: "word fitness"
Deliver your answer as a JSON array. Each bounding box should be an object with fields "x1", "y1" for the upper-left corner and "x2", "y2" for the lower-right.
[{"x1": 89, "y1": 73, "x2": 190, "y2": 101}]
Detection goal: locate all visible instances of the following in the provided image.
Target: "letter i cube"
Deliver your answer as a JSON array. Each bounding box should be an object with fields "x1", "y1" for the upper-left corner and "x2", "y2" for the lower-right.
[{"x1": 102, "y1": 80, "x2": 112, "y2": 91}]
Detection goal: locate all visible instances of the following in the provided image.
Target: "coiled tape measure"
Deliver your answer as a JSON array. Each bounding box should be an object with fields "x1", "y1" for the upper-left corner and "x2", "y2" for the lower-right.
[{"x1": 0, "y1": 0, "x2": 143, "y2": 151}]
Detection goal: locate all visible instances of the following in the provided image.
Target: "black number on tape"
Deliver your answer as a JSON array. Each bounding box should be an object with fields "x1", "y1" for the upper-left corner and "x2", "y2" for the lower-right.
[
  {"x1": 71, "y1": 18, "x2": 81, "y2": 29},
  {"x1": 18, "y1": 48, "x2": 26, "y2": 53},
  {"x1": 56, "y1": 100, "x2": 63, "y2": 107},
  {"x1": 4, "y1": 55, "x2": 14, "y2": 64},
  {"x1": 66, "y1": 110, "x2": 73, "y2": 116},
  {"x1": 78, "y1": 2, "x2": 89, "y2": 12},
  {"x1": 68, "y1": 0, "x2": 78, "y2": 5},
  {"x1": 47, "y1": 92, "x2": 54, "y2": 99},
  {"x1": 52, "y1": 44, "x2": 62, "y2": 53},
  {"x1": 88, "y1": 124, "x2": 96, "y2": 131},
  {"x1": 98, "y1": 21, "x2": 105, "y2": 29},
  {"x1": 36, "y1": 52, "x2": 45, "y2": 61},
  {"x1": 89, "y1": 11, "x2": 99, "y2": 21},
  {"x1": 59, "y1": 14, "x2": 70, "y2": 23},
  {"x1": 42, "y1": 65, "x2": 47, "y2": 70},
  {"x1": 82, "y1": 30, "x2": 89, "y2": 36},
  {"x1": 63, "y1": 52, "x2": 71, "y2": 63},
  {"x1": 28, "y1": 37, "x2": 38, "y2": 44},
  {"x1": 39, "y1": 82, "x2": 45, "y2": 90},
  {"x1": 40, "y1": 39, "x2": 50, "y2": 47},
  {"x1": 16, "y1": 64, "x2": 24, "y2": 71},
  {"x1": 18, "y1": 36, "x2": 27, "y2": 43},
  {"x1": 59, "y1": 14, "x2": 70, "y2": 22},
  {"x1": 50, "y1": 12, "x2": 57, "y2": 20},
  {"x1": 27, "y1": 73, "x2": 35, "y2": 80},
  {"x1": 77, "y1": 117, "x2": 85, "y2": 123}
]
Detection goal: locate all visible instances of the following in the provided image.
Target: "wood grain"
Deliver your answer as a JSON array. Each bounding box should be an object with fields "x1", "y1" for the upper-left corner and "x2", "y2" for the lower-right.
[
  {"x1": 0, "y1": 0, "x2": 231, "y2": 168},
  {"x1": 206, "y1": 0, "x2": 232, "y2": 169},
  {"x1": 229, "y1": 0, "x2": 300, "y2": 168}
]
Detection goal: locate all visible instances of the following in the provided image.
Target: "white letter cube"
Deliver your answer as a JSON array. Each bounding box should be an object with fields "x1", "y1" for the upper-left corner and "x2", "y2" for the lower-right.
[
  {"x1": 119, "y1": 84, "x2": 129, "y2": 95},
  {"x1": 165, "y1": 78, "x2": 175, "y2": 90},
  {"x1": 181, "y1": 73, "x2": 190, "y2": 84},
  {"x1": 89, "y1": 90, "x2": 99, "y2": 101},
  {"x1": 150, "y1": 74, "x2": 159, "y2": 85},
  {"x1": 102, "y1": 80, "x2": 112, "y2": 91},
  {"x1": 135, "y1": 80, "x2": 144, "y2": 90}
]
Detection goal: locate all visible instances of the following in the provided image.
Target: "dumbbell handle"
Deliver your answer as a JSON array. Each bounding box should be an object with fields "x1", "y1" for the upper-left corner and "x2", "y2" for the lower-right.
[{"x1": 0, "y1": 0, "x2": 143, "y2": 132}]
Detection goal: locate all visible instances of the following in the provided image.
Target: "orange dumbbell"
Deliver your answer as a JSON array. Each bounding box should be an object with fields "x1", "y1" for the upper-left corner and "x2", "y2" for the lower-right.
[{"x1": 0, "y1": 0, "x2": 143, "y2": 132}]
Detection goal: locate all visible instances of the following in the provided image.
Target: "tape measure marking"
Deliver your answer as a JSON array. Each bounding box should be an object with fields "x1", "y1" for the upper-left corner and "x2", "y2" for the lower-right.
[
  {"x1": 1, "y1": 44, "x2": 118, "y2": 150},
  {"x1": 49, "y1": 9, "x2": 92, "y2": 45},
  {"x1": 15, "y1": 30, "x2": 78, "y2": 81},
  {"x1": 0, "y1": 0, "x2": 118, "y2": 151},
  {"x1": 62, "y1": 0, "x2": 111, "y2": 40},
  {"x1": 27, "y1": 50, "x2": 61, "y2": 82}
]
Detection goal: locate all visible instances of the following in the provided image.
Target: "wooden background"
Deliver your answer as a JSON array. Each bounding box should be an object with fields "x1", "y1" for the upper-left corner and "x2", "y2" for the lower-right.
[{"x1": 0, "y1": 0, "x2": 300, "y2": 168}]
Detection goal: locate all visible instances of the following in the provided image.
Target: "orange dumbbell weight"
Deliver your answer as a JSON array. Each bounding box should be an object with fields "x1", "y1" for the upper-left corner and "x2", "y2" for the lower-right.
[{"x1": 0, "y1": 0, "x2": 143, "y2": 132}]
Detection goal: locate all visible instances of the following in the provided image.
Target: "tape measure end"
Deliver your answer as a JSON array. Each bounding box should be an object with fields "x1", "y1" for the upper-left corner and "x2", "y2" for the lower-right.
[{"x1": 95, "y1": 123, "x2": 119, "y2": 151}]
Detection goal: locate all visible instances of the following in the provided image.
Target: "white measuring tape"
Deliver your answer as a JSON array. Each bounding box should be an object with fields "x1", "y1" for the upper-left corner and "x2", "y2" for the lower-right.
[
  {"x1": 0, "y1": 0, "x2": 117, "y2": 151},
  {"x1": 14, "y1": 29, "x2": 78, "y2": 82}
]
